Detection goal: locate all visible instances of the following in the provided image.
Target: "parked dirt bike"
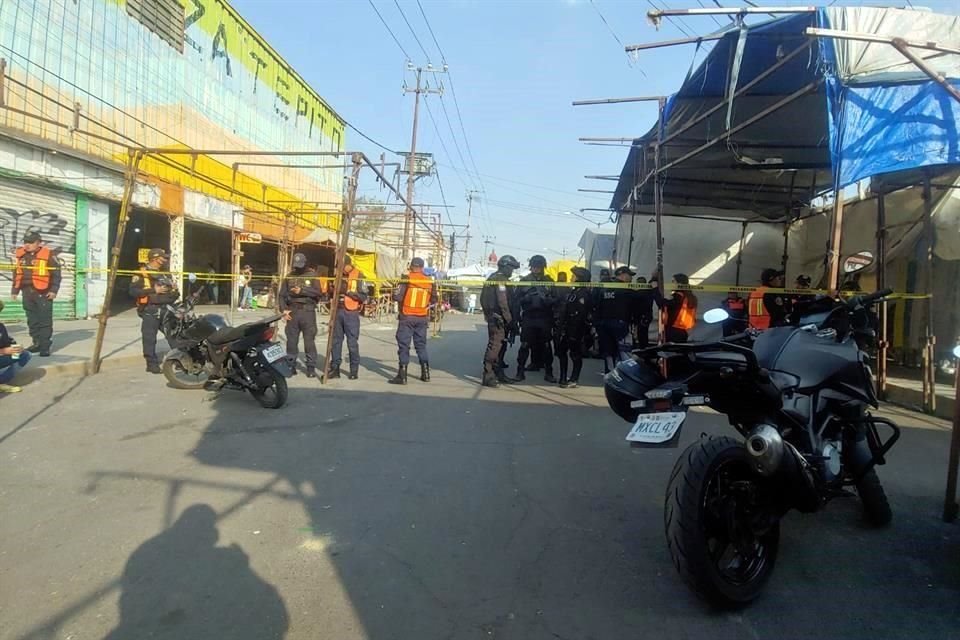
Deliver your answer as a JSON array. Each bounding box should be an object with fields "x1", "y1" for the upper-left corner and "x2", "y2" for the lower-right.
[
  {"x1": 159, "y1": 296, "x2": 292, "y2": 409},
  {"x1": 604, "y1": 259, "x2": 899, "y2": 606}
]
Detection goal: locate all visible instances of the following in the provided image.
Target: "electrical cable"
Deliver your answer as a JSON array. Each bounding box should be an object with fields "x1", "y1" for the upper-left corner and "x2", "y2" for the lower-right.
[
  {"x1": 367, "y1": 0, "x2": 412, "y2": 61},
  {"x1": 393, "y1": 0, "x2": 432, "y2": 62}
]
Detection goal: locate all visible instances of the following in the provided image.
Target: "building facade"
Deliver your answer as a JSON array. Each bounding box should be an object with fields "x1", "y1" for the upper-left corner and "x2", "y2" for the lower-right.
[{"x1": 0, "y1": 0, "x2": 345, "y2": 319}]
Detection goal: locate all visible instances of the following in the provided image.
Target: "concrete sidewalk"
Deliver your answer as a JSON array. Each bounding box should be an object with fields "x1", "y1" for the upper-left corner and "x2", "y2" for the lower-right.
[{"x1": 2, "y1": 305, "x2": 279, "y2": 378}]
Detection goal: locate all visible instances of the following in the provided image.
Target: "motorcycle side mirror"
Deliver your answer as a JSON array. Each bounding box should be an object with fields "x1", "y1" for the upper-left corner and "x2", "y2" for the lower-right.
[
  {"x1": 703, "y1": 308, "x2": 729, "y2": 324},
  {"x1": 842, "y1": 250, "x2": 874, "y2": 274},
  {"x1": 953, "y1": 344, "x2": 960, "y2": 358},
  {"x1": 188, "y1": 272, "x2": 198, "y2": 283}
]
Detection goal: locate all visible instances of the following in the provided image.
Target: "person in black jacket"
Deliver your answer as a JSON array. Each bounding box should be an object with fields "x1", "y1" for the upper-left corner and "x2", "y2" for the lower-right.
[
  {"x1": 597, "y1": 266, "x2": 636, "y2": 373},
  {"x1": 279, "y1": 253, "x2": 322, "y2": 378},
  {"x1": 556, "y1": 267, "x2": 595, "y2": 388},
  {"x1": 129, "y1": 249, "x2": 180, "y2": 374},
  {"x1": 631, "y1": 276, "x2": 655, "y2": 349},
  {"x1": 480, "y1": 255, "x2": 521, "y2": 388},
  {"x1": 516, "y1": 255, "x2": 557, "y2": 383}
]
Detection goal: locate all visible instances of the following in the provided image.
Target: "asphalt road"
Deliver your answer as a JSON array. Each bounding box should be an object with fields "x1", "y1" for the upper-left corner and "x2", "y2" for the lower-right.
[{"x1": 1, "y1": 314, "x2": 958, "y2": 640}]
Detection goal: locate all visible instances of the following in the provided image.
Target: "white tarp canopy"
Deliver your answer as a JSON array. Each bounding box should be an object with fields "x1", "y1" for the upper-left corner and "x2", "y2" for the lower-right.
[{"x1": 578, "y1": 227, "x2": 617, "y2": 278}]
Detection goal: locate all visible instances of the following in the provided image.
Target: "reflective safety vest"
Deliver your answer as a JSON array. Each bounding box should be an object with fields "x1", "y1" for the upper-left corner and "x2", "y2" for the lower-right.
[
  {"x1": 402, "y1": 271, "x2": 433, "y2": 317},
  {"x1": 748, "y1": 287, "x2": 771, "y2": 330},
  {"x1": 672, "y1": 292, "x2": 697, "y2": 331},
  {"x1": 14, "y1": 246, "x2": 52, "y2": 292},
  {"x1": 136, "y1": 268, "x2": 153, "y2": 306},
  {"x1": 342, "y1": 270, "x2": 362, "y2": 312}
]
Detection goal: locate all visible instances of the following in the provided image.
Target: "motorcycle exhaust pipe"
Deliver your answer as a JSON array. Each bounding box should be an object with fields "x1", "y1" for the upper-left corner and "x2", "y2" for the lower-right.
[{"x1": 745, "y1": 424, "x2": 784, "y2": 477}]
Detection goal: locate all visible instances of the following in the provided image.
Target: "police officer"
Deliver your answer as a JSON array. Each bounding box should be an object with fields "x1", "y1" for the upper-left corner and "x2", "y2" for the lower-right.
[
  {"x1": 556, "y1": 266, "x2": 594, "y2": 388},
  {"x1": 129, "y1": 249, "x2": 179, "y2": 374},
  {"x1": 632, "y1": 276, "x2": 655, "y2": 349},
  {"x1": 720, "y1": 290, "x2": 748, "y2": 337},
  {"x1": 279, "y1": 252, "x2": 321, "y2": 377},
  {"x1": 480, "y1": 254, "x2": 521, "y2": 388},
  {"x1": 516, "y1": 255, "x2": 557, "y2": 383},
  {"x1": 389, "y1": 257, "x2": 438, "y2": 385},
  {"x1": 654, "y1": 273, "x2": 698, "y2": 343},
  {"x1": 328, "y1": 255, "x2": 368, "y2": 380},
  {"x1": 597, "y1": 266, "x2": 636, "y2": 373},
  {"x1": 749, "y1": 268, "x2": 791, "y2": 329},
  {"x1": 11, "y1": 231, "x2": 61, "y2": 357}
]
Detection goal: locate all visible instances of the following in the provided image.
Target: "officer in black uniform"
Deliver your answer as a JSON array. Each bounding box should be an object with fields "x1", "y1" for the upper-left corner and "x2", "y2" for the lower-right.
[
  {"x1": 556, "y1": 266, "x2": 595, "y2": 388},
  {"x1": 10, "y1": 231, "x2": 61, "y2": 357},
  {"x1": 279, "y1": 252, "x2": 321, "y2": 377},
  {"x1": 480, "y1": 254, "x2": 521, "y2": 388},
  {"x1": 129, "y1": 249, "x2": 179, "y2": 374},
  {"x1": 761, "y1": 268, "x2": 792, "y2": 327},
  {"x1": 516, "y1": 255, "x2": 557, "y2": 383},
  {"x1": 631, "y1": 275, "x2": 655, "y2": 349},
  {"x1": 597, "y1": 266, "x2": 636, "y2": 373}
]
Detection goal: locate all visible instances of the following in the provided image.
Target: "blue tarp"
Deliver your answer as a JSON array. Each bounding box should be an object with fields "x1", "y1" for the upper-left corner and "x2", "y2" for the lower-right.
[{"x1": 613, "y1": 6, "x2": 960, "y2": 219}]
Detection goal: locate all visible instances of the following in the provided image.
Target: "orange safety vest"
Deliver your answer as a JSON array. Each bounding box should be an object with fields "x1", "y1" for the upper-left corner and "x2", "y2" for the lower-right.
[
  {"x1": 672, "y1": 292, "x2": 697, "y2": 331},
  {"x1": 135, "y1": 268, "x2": 152, "y2": 306},
  {"x1": 14, "y1": 246, "x2": 53, "y2": 292},
  {"x1": 748, "y1": 287, "x2": 771, "y2": 330},
  {"x1": 401, "y1": 271, "x2": 433, "y2": 317},
  {"x1": 342, "y1": 270, "x2": 362, "y2": 312}
]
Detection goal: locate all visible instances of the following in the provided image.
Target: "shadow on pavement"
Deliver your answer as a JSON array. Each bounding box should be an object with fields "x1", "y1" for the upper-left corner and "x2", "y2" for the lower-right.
[{"x1": 103, "y1": 504, "x2": 288, "y2": 640}]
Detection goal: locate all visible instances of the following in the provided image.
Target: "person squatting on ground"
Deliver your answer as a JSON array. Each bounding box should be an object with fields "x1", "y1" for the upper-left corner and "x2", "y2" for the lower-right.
[
  {"x1": 555, "y1": 266, "x2": 595, "y2": 388},
  {"x1": 11, "y1": 231, "x2": 61, "y2": 357},
  {"x1": 515, "y1": 255, "x2": 558, "y2": 383},
  {"x1": 129, "y1": 249, "x2": 180, "y2": 374},
  {"x1": 388, "y1": 257, "x2": 439, "y2": 385},
  {"x1": 279, "y1": 253, "x2": 321, "y2": 378},
  {"x1": 328, "y1": 255, "x2": 369, "y2": 380},
  {"x1": 480, "y1": 255, "x2": 521, "y2": 388},
  {"x1": 654, "y1": 273, "x2": 698, "y2": 343},
  {"x1": 0, "y1": 300, "x2": 32, "y2": 393},
  {"x1": 597, "y1": 266, "x2": 636, "y2": 373}
]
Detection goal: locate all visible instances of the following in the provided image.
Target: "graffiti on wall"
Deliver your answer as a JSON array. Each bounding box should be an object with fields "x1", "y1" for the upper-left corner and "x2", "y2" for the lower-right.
[{"x1": 0, "y1": 207, "x2": 75, "y2": 284}]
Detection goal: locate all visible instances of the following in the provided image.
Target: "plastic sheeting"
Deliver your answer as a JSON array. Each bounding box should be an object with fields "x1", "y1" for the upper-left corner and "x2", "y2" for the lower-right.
[{"x1": 578, "y1": 228, "x2": 617, "y2": 278}]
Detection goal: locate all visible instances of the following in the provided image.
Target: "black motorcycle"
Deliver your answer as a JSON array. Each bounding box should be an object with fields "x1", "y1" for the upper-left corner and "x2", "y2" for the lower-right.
[
  {"x1": 605, "y1": 271, "x2": 899, "y2": 605},
  {"x1": 159, "y1": 297, "x2": 292, "y2": 409}
]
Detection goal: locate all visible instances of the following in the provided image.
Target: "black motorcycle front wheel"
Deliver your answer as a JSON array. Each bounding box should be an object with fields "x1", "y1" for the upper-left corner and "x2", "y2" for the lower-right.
[
  {"x1": 665, "y1": 435, "x2": 780, "y2": 607},
  {"x1": 250, "y1": 368, "x2": 288, "y2": 409}
]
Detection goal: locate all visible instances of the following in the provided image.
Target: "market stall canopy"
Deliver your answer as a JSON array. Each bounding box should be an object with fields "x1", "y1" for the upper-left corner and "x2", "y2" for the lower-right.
[
  {"x1": 300, "y1": 228, "x2": 381, "y2": 254},
  {"x1": 612, "y1": 7, "x2": 960, "y2": 222},
  {"x1": 578, "y1": 227, "x2": 617, "y2": 277}
]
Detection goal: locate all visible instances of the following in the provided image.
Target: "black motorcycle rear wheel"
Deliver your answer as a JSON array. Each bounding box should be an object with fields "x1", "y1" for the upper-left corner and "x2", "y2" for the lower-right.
[
  {"x1": 251, "y1": 368, "x2": 288, "y2": 409},
  {"x1": 665, "y1": 435, "x2": 780, "y2": 607}
]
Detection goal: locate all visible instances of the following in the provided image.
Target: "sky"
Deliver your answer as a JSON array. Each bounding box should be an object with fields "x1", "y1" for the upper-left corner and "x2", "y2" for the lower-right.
[{"x1": 229, "y1": 0, "x2": 959, "y2": 265}]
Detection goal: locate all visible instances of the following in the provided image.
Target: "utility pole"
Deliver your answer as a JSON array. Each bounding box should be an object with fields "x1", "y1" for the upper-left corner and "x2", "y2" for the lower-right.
[
  {"x1": 402, "y1": 64, "x2": 443, "y2": 261},
  {"x1": 482, "y1": 235, "x2": 496, "y2": 265},
  {"x1": 463, "y1": 189, "x2": 478, "y2": 266}
]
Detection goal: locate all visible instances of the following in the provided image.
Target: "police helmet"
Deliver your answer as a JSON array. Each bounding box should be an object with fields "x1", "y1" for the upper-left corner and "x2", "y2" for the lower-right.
[
  {"x1": 528, "y1": 254, "x2": 547, "y2": 269},
  {"x1": 292, "y1": 253, "x2": 307, "y2": 269},
  {"x1": 603, "y1": 357, "x2": 665, "y2": 423},
  {"x1": 498, "y1": 254, "x2": 521, "y2": 270},
  {"x1": 571, "y1": 266, "x2": 592, "y2": 283}
]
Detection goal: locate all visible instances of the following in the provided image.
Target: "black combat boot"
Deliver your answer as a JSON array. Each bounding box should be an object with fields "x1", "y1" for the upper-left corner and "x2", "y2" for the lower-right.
[
  {"x1": 348, "y1": 367, "x2": 359, "y2": 380},
  {"x1": 146, "y1": 359, "x2": 162, "y2": 375},
  {"x1": 305, "y1": 368, "x2": 317, "y2": 378},
  {"x1": 326, "y1": 366, "x2": 341, "y2": 380},
  {"x1": 420, "y1": 362, "x2": 431, "y2": 382},
  {"x1": 482, "y1": 370, "x2": 500, "y2": 388},
  {"x1": 543, "y1": 365, "x2": 557, "y2": 384},
  {"x1": 388, "y1": 364, "x2": 408, "y2": 385}
]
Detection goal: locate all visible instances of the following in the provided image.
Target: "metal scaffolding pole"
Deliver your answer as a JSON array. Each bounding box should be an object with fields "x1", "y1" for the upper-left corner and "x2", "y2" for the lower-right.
[
  {"x1": 876, "y1": 193, "x2": 889, "y2": 400},
  {"x1": 922, "y1": 173, "x2": 937, "y2": 414},
  {"x1": 654, "y1": 97, "x2": 666, "y2": 345}
]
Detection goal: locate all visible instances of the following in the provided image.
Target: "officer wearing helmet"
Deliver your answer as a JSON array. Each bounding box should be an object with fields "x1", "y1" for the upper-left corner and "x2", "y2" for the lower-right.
[
  {"x1": 516, "y1": 254, "x2": 557, "y2": 383},
  {"x1": 279, "y1": 252, "x2": 321, "y2": 377},
  {"x1": 480, "y1": 254, "x2": 521, "y2": 387}
]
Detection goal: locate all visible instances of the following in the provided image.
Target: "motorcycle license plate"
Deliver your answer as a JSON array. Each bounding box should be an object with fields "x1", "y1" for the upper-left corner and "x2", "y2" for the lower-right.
[
  {"x1": 262, "y1": 344, "x2": 285, "y2": 363},
  {"x1": 626, "y1": 412, "x2": 686, "y2": 445}
]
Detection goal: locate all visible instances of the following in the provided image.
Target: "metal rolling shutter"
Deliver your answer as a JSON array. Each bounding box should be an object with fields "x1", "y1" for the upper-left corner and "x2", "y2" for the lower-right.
[{"x1": 0, "y1": 178, "x2": 77, "y2": 315}]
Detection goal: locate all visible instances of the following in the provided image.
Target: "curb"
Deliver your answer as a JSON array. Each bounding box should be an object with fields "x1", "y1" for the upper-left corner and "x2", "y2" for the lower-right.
[{"x1": 30, "y1": 351, "x2": 163, "y2": 378}]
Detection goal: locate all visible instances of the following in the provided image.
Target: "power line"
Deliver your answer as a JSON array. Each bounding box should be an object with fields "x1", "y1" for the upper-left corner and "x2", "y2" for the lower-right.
[
  {"x1": 344, "y1": 120, "x2": 399, "y2": 155},
  {"x1": 415, "y1": 0, "x2": 447, "y2": 62},
  {"x1": 367, "y1": 0, "x2": 412, "y2": 61},
  {"x1": 393, "y1": 0, "x2": 432, "y2": 62},
  {"x1": 423, "y1": 96, "x2": 476, "y2": 194},
  {"x1": 589, "y1": 0, "x2": 646, "y2": 75}
]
